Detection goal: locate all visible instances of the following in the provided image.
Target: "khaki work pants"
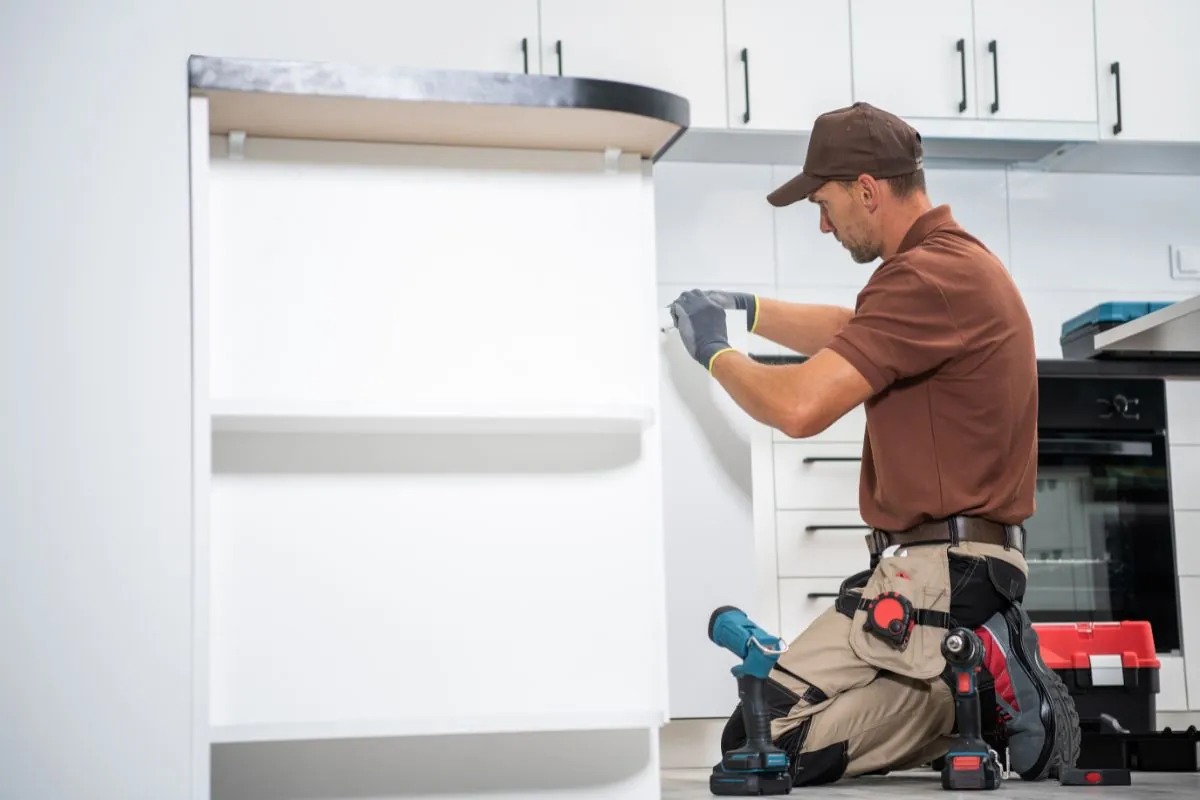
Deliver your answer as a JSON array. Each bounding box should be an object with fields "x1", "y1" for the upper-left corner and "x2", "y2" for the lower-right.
[{"x1": 722, "y1": 541, "x2": 1029, "y2": 787}]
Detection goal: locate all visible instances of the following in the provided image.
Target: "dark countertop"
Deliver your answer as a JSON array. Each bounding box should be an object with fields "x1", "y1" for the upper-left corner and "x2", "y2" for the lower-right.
[
  {"x1": 187, "y1": 54, "x2": 690, "y2": 161},
  {"x1": 749, "y1": 354, "x2": 1200, "y2": 379}
]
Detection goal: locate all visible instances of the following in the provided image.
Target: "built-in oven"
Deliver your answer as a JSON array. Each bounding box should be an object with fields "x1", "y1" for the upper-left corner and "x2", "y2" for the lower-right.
[{"x1": 1025, "y1": 375, "x2": 1179, "y2": 653}]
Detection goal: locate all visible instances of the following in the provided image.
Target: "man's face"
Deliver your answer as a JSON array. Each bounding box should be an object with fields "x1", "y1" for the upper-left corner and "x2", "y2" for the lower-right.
[{"x1": 810, "y1": 180, "x2": 880, "y2": 264}]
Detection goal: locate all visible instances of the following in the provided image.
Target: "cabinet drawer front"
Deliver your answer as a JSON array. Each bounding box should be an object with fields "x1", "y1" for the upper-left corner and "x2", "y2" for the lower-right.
[
  {"x1": 1175, "y1": 510, "x2": 1200, "y2": 577},
  {"x1": 1167, "y1": 380, "x2": 1200, "y2": 444},
  {"x1": 778, "y1": 577, "x2": 846, "y2": 643},
  {"x1": 776, "y1": 510, "x2": 873, "y2": 578},
  {"x1": 1170, "y1": 446, "x2": 1200, "y2": 510},
  {"x1": 1180, "y1": 578, "x2": 1200, "y2": 710},
  {"x1": 773, "y1": 443, "x2": 862, "y2": 509},
  {"x1": 773, "y1": 404, "x2": 866, "y2": 444}
]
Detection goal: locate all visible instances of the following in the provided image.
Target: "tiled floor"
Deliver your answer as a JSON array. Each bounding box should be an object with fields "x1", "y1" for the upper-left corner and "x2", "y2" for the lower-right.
[{"x1": 662, "y1": 768, "x2": 1200, "y2": 798}]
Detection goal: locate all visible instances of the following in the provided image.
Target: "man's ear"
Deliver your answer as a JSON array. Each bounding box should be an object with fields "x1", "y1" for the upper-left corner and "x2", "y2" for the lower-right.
[{"x1": 856, "y1": 174, "x2": 880, "y2": 212}]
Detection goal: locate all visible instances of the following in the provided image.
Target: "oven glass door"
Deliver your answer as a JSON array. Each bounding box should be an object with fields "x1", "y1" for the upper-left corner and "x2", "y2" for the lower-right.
[{"x1": 1023, "y1": 430, "x2": 1178, "y2": 652}]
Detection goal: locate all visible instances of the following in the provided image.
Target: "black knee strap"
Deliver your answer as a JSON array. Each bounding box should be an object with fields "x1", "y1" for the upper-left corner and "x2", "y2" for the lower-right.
[
  {"x1": 835, "y1": 592, "x2": 952, "y2": 630},
  {"x1": 771, "y1": 663, "x2": 830, "y2": 705}
]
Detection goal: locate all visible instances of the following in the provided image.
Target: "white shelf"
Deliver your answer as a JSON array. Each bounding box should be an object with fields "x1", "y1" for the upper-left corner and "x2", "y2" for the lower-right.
[
  {"x1": 210, "y1": 399, "x2": 655, "y2": 435},
  {"x1": 210, "y1": 709, "x2": 665, "y2": 744}
]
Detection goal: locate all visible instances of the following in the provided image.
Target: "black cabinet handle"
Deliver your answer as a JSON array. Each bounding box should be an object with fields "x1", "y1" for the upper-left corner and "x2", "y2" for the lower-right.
[
  {"x1": 956, "y1": 38, "x2": 967, "y2": 113},
  {"x1": 988, "y1": 40, "x2": 999, "y2": 113},
  {"x1": 801, "y1": 456, "x2": 862, "y2": 463},
  {"x1": 1110, "y1": 61, "x2": 1122, "y2": 135},
  {"x1": 804, "y1": 525, "x2": 871, "y2": 532},
  {"x1": 806, "y1": 592, "x2": 841, "y2": 599},
  {"x1": 555, "y1": 40, "x2": 563, "y2": 76},
  {"x1": 740, "y1": 48, "x2": 751, "y2": 124},
  {"x1": 521, "y1": 38, "x2": 529, "y2": 74}
]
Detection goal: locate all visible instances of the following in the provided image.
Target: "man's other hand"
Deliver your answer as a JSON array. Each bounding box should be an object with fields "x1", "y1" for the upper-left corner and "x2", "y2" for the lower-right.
[
  {"x1": 701, "y1": 290, "x2": 759, "y2": 332},
  {"x1": 669, "y1": 289, "x2": 735, "y2": 372}
]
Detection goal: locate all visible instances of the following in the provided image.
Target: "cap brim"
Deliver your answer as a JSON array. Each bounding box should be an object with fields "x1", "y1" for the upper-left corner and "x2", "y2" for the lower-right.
[{"x1": 766, "y1": 172, "x2": 824, "y2": 207}]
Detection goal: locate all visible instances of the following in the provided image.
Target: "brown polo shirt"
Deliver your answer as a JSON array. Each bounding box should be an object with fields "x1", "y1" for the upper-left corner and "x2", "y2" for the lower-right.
[{"x1": 824, "y1": 205, "x2": 1037, "y2": 532}]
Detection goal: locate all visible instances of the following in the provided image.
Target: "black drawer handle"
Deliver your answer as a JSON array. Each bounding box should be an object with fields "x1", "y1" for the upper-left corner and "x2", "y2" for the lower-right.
[
  {"x1": 806, "y1": 592, "x2": 841, "y2": 600},
  {"x1": 801, "y1": 456, "x2": 862, "y2": 463},
  {"x1": 988, "y1": 40, "x2": 999, "y2": 113},
  {"x1": 521, "y1": 38, "x2": 529, "y2": 74},
  {"x1": 1110, "y1": 61, "x2": 1122, "y2": 135},
  {"x1": 804, "y1": 525, "x2": 870, "y2": 532},
  {"x1": 956, "y1": 38, "x2": 967, "y2": 113},
  {"x1": 555, "y1": 40, "x2": 563, "y2": 76},
  {"x1": 740, "y1": 48, "x2": 751, "y2": 124}
]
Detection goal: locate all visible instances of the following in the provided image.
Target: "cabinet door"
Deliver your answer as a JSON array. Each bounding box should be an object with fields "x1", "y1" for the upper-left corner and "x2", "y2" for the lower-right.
[
  {"x1": 725, "y1": 0, "x2": 853, "y2": 131},
  {"x1": 849, "y1": 0, "x2": 976, "y2": 120},
  {"x1": 972, "y1": 0, "x2": 1097, "y2": 124},
  {"x1": 188, "y1": 0, "x2": 539, "y2": 75},
  {"x1": 1095, "y1": 0, "x2": 1200, "y2": 142},
  {"x1": 539, "y1": 0, "x2": 727, "y2": 129}
]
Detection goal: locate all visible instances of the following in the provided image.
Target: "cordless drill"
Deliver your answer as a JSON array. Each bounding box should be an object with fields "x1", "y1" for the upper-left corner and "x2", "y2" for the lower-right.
[
  {"x1": 941, "y1": 627, "x2": 1003, "y2": 791},
  {"x1": 708, "y1": 606, "x2": 792, "y2": 796}
]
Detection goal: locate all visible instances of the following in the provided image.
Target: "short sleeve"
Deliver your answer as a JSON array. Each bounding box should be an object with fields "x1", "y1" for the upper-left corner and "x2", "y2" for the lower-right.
[{"x1": 825, "y1": 264, "x2": 964, "y2": 393}]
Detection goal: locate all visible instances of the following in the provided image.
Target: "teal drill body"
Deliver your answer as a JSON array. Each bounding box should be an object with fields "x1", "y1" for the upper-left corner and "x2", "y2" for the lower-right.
[{"x1": 708, "y1": 606, "x2": 793, "y2": 796}]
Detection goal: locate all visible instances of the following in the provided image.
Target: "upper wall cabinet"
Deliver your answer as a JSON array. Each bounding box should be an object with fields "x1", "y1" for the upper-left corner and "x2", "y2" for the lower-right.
[
  {"x1": 188, "y1": 0, "x2": 540, "y2": 75},
  {"x1": 849, "y1": 0, "x2": 977, "y2": 121},
  {"x1": 723, "y1": 1, "x2": 853, "y2": 132},
  {"x1": 848, "y1": 0, "x2": 1098, "y2": 139},
  {"x1": 539, "y1": 0, "x2": 727, "y2": 129},
  {"x1": 1094, "y1": 0, "x2": 1200, "y2": 143},
  {"x1": 971, "y1": 0, "x2": 1097, "y2": 125}
]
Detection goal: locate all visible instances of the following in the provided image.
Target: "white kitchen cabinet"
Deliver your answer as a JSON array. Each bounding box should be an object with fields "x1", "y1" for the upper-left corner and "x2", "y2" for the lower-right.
[
  {"x1": 658, "y1": 312, "x2": 770, "y2": 718},
  {"x1": 1095, "y1": 0, "x2": 1200, "y2": 142},
  {"x1": 1181, "y1": 578, "x2": 1200, "y2": 709},
  {"x1": 538, "y1": 0, "x2": 728, "y2": 129},
  {"x1": 848, "y1": 0, "x2": 1100, "y2": 140},
  {"x1": 849, "y1": 0, "x2": 977, "y2": 121},
  {"x1": 971, "y1": 0, "x2": 1097, "y2": 124},
  {"x1": 724, "y1": 0, "x2": 853, "y2": 131},
  {"x1": 188, "y1": 0, "x2": 539, "y2": 74}
]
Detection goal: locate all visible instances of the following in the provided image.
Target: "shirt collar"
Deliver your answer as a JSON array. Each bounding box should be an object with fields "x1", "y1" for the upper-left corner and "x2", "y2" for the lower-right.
[{"x1": 895, "y1": 205, "x2": 955, "y2": 255}]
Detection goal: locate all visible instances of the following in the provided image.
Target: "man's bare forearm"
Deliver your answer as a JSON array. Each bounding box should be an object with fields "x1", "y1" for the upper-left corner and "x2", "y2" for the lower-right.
[{"x1": 753, "y1": 298, "x2": 854, "y2": 355}]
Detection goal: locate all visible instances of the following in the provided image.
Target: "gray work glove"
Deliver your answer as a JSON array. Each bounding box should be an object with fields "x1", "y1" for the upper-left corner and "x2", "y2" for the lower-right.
[
  {"x1": 668, "y1": 289, "x2": 735, "y2": 372},
  {"x1": 700, "y1": 290, "x2": 759, "y2": 332}
]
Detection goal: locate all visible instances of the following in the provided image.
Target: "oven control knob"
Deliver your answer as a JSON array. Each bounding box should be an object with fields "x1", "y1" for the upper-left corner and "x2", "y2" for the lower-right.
[{"x1": 1113, "y1": 394, "x2": 1140, "y2": 419}]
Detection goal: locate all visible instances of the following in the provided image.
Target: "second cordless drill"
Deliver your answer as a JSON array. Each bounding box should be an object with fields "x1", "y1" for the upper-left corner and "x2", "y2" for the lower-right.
[{"x1": 941, "y1": 627, "x2": 1003, "y2": 791}]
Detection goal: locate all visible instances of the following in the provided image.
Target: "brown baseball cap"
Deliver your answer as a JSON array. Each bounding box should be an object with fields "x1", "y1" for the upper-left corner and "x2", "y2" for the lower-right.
[{"x1": 767, "y1": 102, "x2": 924, "y2": 207}]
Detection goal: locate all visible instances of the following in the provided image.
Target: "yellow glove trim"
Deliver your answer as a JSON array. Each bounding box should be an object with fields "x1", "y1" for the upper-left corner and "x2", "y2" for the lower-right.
[
  {"x1": 750, "y1": 295, "x2": 760, "y2": 334},
  {"x1": 707, "y1": 347, "x2": 736, "y2": 374}
]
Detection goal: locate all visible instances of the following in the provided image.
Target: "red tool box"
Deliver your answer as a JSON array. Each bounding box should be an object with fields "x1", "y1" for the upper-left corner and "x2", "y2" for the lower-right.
[
  {"x1": 1034, "y1": 621, "x2": 1160, "y2": 733},
  {"x1": 1033, "y1": 621, "x2": 1198, "y2": 772}
]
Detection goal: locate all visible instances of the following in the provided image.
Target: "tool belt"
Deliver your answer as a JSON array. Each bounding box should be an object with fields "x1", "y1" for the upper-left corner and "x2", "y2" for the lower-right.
[{"x1": 865, "y1": 516, "x2": 1025, "y2": 566}]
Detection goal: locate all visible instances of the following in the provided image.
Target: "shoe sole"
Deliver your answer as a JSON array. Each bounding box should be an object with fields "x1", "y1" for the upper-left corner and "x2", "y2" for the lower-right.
[{"x1": 1003, "y1": 604, "x2": 1081, "y2": 780}]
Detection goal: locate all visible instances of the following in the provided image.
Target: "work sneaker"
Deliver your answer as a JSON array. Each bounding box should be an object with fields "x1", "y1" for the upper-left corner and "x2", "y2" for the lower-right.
[{"x1": 975, "y1": 603, "x2": 1081, "y2": 781}]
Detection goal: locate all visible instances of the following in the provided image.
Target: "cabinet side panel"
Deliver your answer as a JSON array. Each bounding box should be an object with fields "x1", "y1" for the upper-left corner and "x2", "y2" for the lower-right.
[{"x1": 206, "y1": 140, "x2": 666, "y2": 732}]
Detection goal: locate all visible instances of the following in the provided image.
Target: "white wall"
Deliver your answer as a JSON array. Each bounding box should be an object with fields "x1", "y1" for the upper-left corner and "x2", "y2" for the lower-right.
[
  {"x1": 654, "y1": 161, "x2": 1200, "y2": 359},
  {"x1": 0, "y1": 2, "x2": 195, "y2": 799}
]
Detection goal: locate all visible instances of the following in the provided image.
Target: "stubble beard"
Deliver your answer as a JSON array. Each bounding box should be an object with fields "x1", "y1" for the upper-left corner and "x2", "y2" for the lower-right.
[{"x1": 845, "y1": 240, "x2": 879, "y2": 264}]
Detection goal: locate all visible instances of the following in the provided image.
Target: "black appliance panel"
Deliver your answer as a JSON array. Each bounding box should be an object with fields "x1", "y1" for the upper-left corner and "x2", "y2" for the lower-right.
[{"x1": 1026, "y1": 376, "x2": 1177, "y2": 653}]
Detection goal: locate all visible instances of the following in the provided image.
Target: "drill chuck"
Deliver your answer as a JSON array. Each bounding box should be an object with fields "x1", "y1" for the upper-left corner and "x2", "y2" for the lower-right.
[
  {"x1": 709, "y1": 605, "x2": 787, "y2": 681},
  {"x1": 942, "y1": 628, "x2": 984, "y2": 670}
]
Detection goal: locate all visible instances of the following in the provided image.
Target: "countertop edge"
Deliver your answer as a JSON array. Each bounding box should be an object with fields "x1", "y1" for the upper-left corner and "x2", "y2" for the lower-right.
[{"x1": 749, "y1": 354, "x2": 1200, "y2": 379}]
